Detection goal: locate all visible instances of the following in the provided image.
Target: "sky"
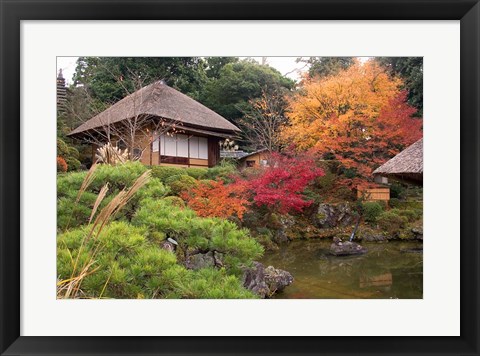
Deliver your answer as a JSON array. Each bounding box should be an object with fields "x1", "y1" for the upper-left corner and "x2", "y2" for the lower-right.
[{"x1": 56, "y1": 56, "x2": 308, "y2": 85}]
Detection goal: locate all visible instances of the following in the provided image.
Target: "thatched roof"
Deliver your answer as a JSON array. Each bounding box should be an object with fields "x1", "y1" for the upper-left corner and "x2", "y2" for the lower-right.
[
  {"x1": 68, "y1": 81, "x2": 240, "y2": 136},
  {"x1": 373, "y1": 138, "x2": 423, "y2": 183}
]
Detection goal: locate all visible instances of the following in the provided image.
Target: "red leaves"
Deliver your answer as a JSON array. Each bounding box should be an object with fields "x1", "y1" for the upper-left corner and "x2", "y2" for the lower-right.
[
  {"x1": 246, "y1": 152, "x2": 324, "y2": 214},
  {"x1": 182, "y1": 152, "x2": 324, "y2": 219}
]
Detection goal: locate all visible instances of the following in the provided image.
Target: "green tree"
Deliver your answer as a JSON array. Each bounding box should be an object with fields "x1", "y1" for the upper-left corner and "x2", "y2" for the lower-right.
[
  {"x1": 297, "y1": 57, "x2": 355, "y2": 79},
  {"x1": 200, "y1": 59, "x2": 295, "y2": 124},
  {"x1": 205, "y1": 57, "x2": 239, "y2": 79},
  {"x1": 375, "y1": 57, "x2": 423, "y2": 116},
  {"x1": 73, "y1": 57, "x2": 208, "y2": 103}
]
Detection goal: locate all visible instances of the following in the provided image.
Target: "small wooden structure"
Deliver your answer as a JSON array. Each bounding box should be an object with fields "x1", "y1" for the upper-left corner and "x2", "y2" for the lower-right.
[
  {"x1": 357, "y1": 186, "x2": 390, "y2": 202},
  {"x1": 238, "y1": 149, "x2": 270, "y2": 169},
  {"x1": 373, "y1": 138, "x2": 423, "y2": 185}
]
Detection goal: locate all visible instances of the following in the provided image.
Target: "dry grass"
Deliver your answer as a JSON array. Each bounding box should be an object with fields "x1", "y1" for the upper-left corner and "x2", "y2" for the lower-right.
[
  {"x1": 75, "y1": 162, "x2": 98, "y2": 204},
  {"x1": 95, "y1": 142, "x2": 130, "y2": 165},
  {"x1": 88, "y1": 183, "x2": 109, "y2": 224},
  {"x1": 65, "y1": 162, "x2": 99, "y2": 231}
]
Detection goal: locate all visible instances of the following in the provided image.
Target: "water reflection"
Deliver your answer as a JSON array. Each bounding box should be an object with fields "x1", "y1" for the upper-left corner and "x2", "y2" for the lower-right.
[
  {"x1": 359, "y1": 272, "x2": 392, "y2": 289},
  {"x1": 260, "y1": 239, "x2": 423, "y2": 299}
]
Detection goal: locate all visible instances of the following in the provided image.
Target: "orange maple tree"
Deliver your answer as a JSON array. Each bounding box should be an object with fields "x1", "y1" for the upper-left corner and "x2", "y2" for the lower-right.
[
  {"x1": 181, "y1": 180, "x2": 250, "y2": 220},
  {"x1": 282, "y1": 60, "x2": 422, "y2": 180}
]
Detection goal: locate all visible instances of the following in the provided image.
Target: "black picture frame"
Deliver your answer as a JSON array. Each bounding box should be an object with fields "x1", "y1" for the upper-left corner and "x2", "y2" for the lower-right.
[{"x1": 1, "y1": 1, "x2": 479, "y2": 355}]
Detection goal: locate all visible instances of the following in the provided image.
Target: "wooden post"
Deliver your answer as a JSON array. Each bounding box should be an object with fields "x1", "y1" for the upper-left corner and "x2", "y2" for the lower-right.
[
  {"x1": 149, "y1": 130, "x2": 153, "y2": 166},
  {"x1": 187, "y1": 135, "x2": 190, "y2": 167},
  {"x1": 158, "y1": 134, "x2": 161, "y2": 165}
]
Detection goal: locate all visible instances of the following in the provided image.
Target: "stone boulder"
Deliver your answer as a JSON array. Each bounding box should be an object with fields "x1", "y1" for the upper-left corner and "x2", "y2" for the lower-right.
[
  {"x1": 185, "y1": 251, "x2": 224, "y2": 270},
  {"x1": 330, "y1": 237, "x2": 367, "y2": 256},
  {"x1": 357, "y1": 228, "x2": 387, "y2": 242},
  {"x1": 242, "y1": 262, "x2": 294, "y2": 298},
  {"x1": 264, "y1": 265, "x2": 294, "y2": 293},
  {"x1": 242, "y1": 262, "x2": 270, "y2": 298},
  {"x1": 270, "y1": 214, "x2": 295, "y2": 243},
  {"x1": 412, "y1": 226, "x2": 423, "y2": 240},
  {"x1": 315, "y1": 203, "x2": 355, "y2": 228},
  {"x1": 160, "y1": 241, "x2": 176, "y2": 253}
]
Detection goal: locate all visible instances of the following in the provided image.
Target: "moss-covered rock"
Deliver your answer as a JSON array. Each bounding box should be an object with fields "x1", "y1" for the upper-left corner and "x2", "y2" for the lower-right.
[{"x1": 314, "y1": 203, "x2": 355, "y2": 228}]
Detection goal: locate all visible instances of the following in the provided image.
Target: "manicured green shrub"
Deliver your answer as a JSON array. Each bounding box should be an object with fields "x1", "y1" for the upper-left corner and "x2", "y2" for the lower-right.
[
  {"x1": 57, "y1": 163, "x2": 263, "y2": 299},
  {"x1": 185, "y1": 167, "x2": 208, "y2": 180},
  {"x1": 151, "y1": 163, "x2": 237, "y2": 183},
  {"x1": 91, "y1": 162, "x2": 150, "y2": 191},
  {"x1": 390, "y1": 208, "x2": 422, "y2": 222},
  {"x1": 136, "y1": 178, "x2": 170, "y2": 201},
  {"x1": 166, "y1": 175, "x2": 198, "y2": 196},
  {"x1": 57, "y1": 192, "x2": 114, "y2": 230},
  {"x1": 151, "y1": 166, "x2": 186, "y2": 183},
  {"x1": 57, "y1": 162, "x2": 168, "y2": 231},
  {"x1": 164, "y1": 174, "x2": 186, "y2": 185},
  {"x1": 57, "y1": 138, "x2": 81, "y2": 171},
  {"x1": 377, "y1": 211, "x2": 408, "y2": 234},
  {"x1": 162, "y1": 196, "x2": 186, "y2": 208},
  {"x1": 362, "y1": 201, "x2": 384, "y2": 223},
  {"x1": 57, "y1": 221, "x2": 256, "y2": 299},
  {"x1": 165, "y1": 267, "x2": 256, "y2": 299},
  {"x1": 202, "y1": 162, "x2": 237, "y2": 182},
  {"x1": 131, "y1": 198, "x2": 264, "y2": 275}
]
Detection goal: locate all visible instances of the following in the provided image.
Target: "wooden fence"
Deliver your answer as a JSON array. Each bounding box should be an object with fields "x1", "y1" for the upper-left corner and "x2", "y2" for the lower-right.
[{"x1": 357, "y1": 187, "x2": 390, "y2": 202}]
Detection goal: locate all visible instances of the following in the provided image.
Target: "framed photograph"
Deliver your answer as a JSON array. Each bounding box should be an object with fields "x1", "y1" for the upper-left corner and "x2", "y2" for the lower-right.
[{"x1": 1, "y1": 0, "x2": 479, "y2": 355}]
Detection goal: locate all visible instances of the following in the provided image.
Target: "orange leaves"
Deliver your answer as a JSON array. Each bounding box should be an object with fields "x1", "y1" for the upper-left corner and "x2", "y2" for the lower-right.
[
  {"x1": 57, "y1": 156, "x2": 68, "y2": 172},
  {"x1": 281, "y1": 59, "x2": 422, "y2": 179},
  {"x1": 181, "y1": 180, "x2": 250, "y2": 220}
]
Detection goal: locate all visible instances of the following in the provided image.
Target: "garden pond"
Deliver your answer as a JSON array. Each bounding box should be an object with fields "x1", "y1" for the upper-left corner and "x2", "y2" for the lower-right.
[{"x1": 261, "y1": 239, "x2": 423, "y2": 299}]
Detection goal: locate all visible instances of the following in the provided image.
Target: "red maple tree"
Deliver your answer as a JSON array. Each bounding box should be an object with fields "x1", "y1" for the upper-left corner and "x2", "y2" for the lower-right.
[{"x1": 246, "y1": 152, "x2": 324, "y2": 214}]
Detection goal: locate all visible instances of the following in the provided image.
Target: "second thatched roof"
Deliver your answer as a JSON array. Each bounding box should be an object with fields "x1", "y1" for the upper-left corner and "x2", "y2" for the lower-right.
[
  {"x1": 373, "y1": 138, "x2": 423, "y2": 178},
  {"x1": 68, "y1": 81, "x2": 240, "y2": 136}
]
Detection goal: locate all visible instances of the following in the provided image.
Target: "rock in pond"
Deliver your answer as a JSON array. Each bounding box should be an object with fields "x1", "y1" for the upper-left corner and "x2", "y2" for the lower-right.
[
  {"x1": 411, "y1": 226, "x2": 423, "y2": 240},
  {"x1": 264, "y1": 265, "x2": 294, "y2": 294},
  {"x1": 330, "y1": 237, "x2": 367, "y2": 256},
  {"x1": 242, "y1": 262, "x2": 294, "y2": 298}
]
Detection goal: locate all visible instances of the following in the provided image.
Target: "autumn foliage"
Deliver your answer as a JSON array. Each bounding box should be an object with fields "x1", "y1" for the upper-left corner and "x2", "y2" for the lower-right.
[
  {"x1": 282, "y1": 60, "x2": 422, "y2": 179},
  {"x1": 182, "y1": 180, "x2": 250, "y2": 220},
  {"x1": 182, "y1": 152, "x2": 324, "y2": 218},
  {"x1": 246, "y1": 152, "x2": 324, "y2": 214},
  {"x1": 57, "y1": 156, "x2": 68, "y2": 172}
]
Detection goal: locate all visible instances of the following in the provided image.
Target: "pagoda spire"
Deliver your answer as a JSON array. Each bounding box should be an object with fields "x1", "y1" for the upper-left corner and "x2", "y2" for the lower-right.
[{"x1": 57, "y1": 69, "x2": 67, "y2": 109}]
